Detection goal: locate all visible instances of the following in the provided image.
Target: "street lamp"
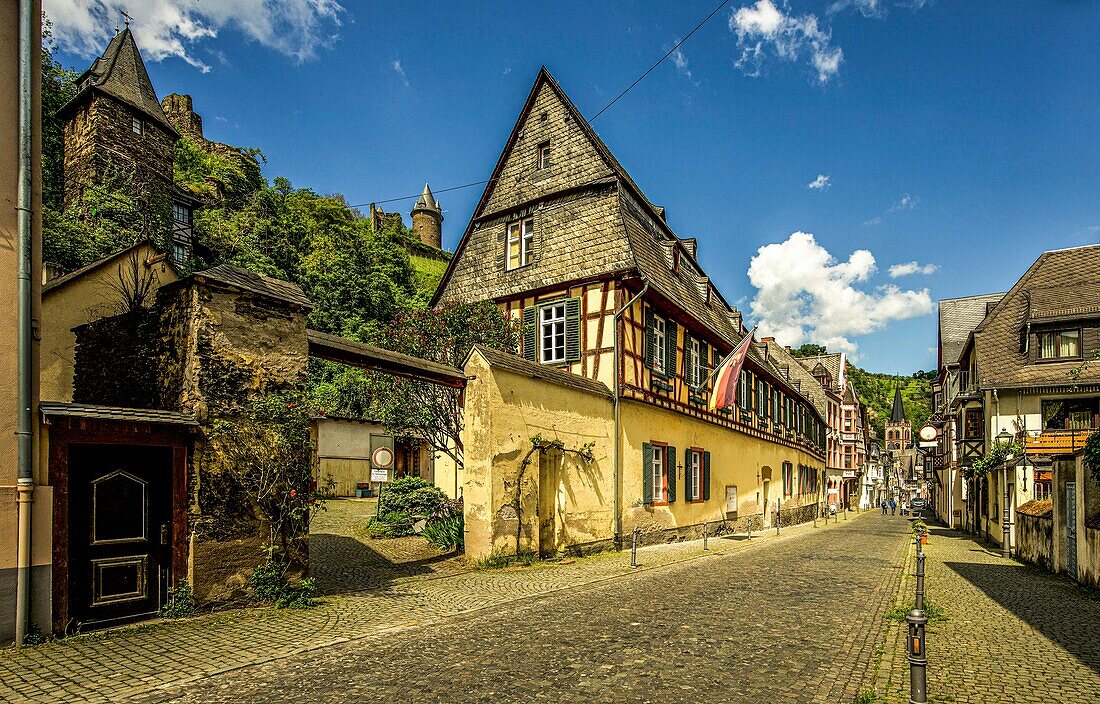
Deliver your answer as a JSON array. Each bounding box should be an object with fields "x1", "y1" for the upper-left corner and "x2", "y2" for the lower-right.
[{"x1": 996, "y1": 428, "x2": 1013, "y2": 559}]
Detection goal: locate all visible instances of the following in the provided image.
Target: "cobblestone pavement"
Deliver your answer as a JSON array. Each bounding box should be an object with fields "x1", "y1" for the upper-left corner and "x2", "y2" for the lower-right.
[
  {"x1": 154, "y1": 512, "x2": 910, "y2": 704},
  {"x1": 873, "y1": 523, "x2": 1100, "y2": 703},
  {"x1": 310, "y1": 499, "x2": 466, "y2": 595},
  {"x1": 0, "y1": 510, "x2": 891, "y2": 703}
]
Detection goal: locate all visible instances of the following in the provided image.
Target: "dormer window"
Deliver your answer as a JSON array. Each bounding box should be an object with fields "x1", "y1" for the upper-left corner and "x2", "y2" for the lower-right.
[
  {"x1": 506, "y1": 217, "x2": 534, "y2": 270},
  {"x1": 537, "y1": 142, "x2": 551, "y2": 170},
  {"x1": 1038, "y1": 329, "x2": 1080, "y2": 360},
  {"x1": 132, "y1": 116, "x2": 143, "y2": 135}
]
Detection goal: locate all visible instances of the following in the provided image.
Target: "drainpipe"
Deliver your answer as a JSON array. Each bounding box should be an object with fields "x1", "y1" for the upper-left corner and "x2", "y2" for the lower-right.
[
  {"x1": 14, "y1": 0, "x2": 36, "y2": 648},
  {"x1": 612, "y1": 280, "x2": 648, "y2": 547}
]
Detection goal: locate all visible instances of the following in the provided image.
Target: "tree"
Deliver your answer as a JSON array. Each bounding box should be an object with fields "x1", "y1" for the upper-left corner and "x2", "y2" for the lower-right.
[
  {"x1": 41, "y1": 15, "x2": 77, "y2": 211},
  {"x1": 368, "y1": 301, "x2": 520, "y2": 468},
  {"x1": 790, "y1": 343, "x2": 827, "y2": 358}
]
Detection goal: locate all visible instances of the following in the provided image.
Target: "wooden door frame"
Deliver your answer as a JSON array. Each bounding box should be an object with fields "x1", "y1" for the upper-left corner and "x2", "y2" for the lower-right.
[{"x1": 47, "y1": 416, "x2": 191, "y2": 634}]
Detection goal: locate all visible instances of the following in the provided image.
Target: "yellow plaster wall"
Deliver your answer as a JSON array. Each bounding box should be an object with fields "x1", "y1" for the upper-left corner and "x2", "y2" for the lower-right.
[{"x1": 40, "y1": 244, "x2": 177, "y2": 403}]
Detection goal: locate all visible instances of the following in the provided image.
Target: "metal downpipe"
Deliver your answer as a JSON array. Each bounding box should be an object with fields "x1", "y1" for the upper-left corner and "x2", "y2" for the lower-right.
[
  {"x1": 612, "y1": 281, "x2": 648, "y2": 547},
  {"x1": 14, "y1": 0, "x2": 36, "y2": 648}
]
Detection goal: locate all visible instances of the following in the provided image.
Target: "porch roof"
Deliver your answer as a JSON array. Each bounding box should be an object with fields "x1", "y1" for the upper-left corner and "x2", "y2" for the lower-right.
[
  {"x1": 40, "y1": 402, "x2": 199, "y2": 426},
  {"x1": 306, "y1": 329, "x2": 467, "y2": 389}
]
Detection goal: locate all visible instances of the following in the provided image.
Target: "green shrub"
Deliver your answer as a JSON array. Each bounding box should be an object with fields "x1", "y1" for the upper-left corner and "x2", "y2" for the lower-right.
[
  {"x1": 471, "y1": 549, "x2": 538, "y2": 570},
  {"x1": 365, "y1": 511, "x2": 415, "y2": 538},
  {"x1": 421, "y1": 499, "x2": 464, "y2": 551},
  {"x1": 886, "y1": 600, "x2": 946, "y2": 623},
  {"x1": 249, "y1": 560, "x2": 317, "y2": 609},
  {"x1": 160, "y1": 580, "x2": 197, "y2": 619},
  {"x1": 378, "y1": 476, "x2": 447, "y2": 517}
]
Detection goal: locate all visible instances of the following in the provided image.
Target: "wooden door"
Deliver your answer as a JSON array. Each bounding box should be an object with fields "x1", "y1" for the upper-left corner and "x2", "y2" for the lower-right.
[{"x1": 69, "y1": 444, "x2": 173, "y2": 630}]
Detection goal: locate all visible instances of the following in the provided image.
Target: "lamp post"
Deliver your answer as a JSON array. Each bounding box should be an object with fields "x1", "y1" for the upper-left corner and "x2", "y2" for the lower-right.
[{"x1": 997, "y1": 428, "x2": 1013, "y2": 559}]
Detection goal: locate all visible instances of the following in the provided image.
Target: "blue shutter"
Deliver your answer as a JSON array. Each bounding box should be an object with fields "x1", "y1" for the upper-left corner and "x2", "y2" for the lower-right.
[
  {"x1": 703, "y1": 451, "x2": 711, "y2": 501},
  {"x1": 523, "y1": 306, "x2": 537, "y2": 361},
  {"x1": 642, "y1": 443, "x2": 653, "y2": 504},
  {"x1": 565, "y1": 297, "x2": 581, "y2": 362},
  {"x1": 666, "y1": 446, "x2": 677, "y2": 503}
]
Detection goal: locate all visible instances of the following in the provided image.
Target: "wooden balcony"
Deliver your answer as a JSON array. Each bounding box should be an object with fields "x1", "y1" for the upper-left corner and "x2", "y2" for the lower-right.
[{"x1": 1023, "y1": 429, "x2": 1095, "y2": 456}]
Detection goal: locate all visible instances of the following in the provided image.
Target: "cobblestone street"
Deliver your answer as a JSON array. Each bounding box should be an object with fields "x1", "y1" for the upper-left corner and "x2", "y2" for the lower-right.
[{"x1": 874, "y1": 523, "x2": 1100, "y2": 704}]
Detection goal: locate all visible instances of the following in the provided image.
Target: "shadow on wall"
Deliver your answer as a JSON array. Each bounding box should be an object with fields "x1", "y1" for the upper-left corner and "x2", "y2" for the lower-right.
[{"x1": 943, "y1": 559, "x2": 1100, "y2": 677}]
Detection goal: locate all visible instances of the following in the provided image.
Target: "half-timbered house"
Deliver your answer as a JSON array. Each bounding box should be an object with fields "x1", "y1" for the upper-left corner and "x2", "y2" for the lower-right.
[{"x1": 436, "y1": 69, "x2": 828, "y2": 557}]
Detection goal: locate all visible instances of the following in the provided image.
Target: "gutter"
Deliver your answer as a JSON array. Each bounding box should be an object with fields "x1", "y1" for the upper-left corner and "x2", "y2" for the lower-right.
[
  {"x1": 14, "y1": 0, "x2": 35, "y2": 648},
  {"x1": 612, "y1": 279, "x2": 648, "y2": 546}
]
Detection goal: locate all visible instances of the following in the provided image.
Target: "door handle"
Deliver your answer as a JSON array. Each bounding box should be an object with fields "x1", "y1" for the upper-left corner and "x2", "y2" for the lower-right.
[{"x1": 160, "y1": 523, "x2": 169, "y2": 546}]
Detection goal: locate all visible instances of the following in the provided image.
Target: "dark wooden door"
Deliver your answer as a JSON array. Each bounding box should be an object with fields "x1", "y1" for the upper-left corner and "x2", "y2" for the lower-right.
[{"x1": 69, "y1": 444, "x2": 173, "y2": 629}]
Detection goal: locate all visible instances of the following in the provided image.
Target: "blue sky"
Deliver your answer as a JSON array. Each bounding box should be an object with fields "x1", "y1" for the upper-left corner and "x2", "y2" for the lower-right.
[{"x1": 48, "y1": 1, "x2": 1099, "y2": 373}]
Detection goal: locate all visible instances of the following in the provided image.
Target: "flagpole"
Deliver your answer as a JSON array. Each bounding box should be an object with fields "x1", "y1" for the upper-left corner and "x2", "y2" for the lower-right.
[{"x1": 699, "y1": 326, "x2": 757, "y2": 390}]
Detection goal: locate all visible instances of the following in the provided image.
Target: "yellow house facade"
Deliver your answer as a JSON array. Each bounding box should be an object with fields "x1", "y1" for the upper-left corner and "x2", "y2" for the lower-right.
[{"x1": 441, "y1": 69, "x2": 827, "y2": 558}]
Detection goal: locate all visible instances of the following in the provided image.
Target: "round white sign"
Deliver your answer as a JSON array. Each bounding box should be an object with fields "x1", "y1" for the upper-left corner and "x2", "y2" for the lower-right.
[
  {"x1": 371, "y1": 446, "x2": 394, "y2": 469},
  {"x1": 919, "y1": 425, "x2": 937, "y2": 442}
]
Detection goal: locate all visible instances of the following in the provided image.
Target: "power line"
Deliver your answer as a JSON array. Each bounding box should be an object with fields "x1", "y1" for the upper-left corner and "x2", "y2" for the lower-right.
[{"x1": 349, "y1": 0, "x2": 729, "y2": 210}]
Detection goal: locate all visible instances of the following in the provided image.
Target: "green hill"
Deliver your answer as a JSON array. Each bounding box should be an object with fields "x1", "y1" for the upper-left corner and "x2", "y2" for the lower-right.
[{"x1": 847, "y1": 365, "x2": 934, "y2": 440}]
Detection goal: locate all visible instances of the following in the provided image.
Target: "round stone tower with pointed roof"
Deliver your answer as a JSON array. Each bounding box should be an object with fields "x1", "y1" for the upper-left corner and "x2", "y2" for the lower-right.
[{"x1": 410, "y1": 183, "x2": 443, "y2": 249}]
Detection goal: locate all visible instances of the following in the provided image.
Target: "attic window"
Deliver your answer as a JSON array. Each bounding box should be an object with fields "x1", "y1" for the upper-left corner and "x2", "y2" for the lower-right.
[
  {"x1": 694, "y1": 276, "x2": 709, "y2": 302},
  {"x1": 131, "y1": 116, "x2": 143, "y2": 135},
  {"x1": 659, "y1": 241, "x2": 676, "y2": 270},
  {"x1": 540, "y1": 111, "x2": 548, "y2": 122},
  {"x1": 537, "y1": 142, "x2": 551, "y2": 170}
]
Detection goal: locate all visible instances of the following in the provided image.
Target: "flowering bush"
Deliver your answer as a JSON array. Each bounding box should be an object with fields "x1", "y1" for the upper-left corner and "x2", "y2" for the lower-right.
[{"x1": 421, "y1": 498, "x2": 464, "y2": 551}]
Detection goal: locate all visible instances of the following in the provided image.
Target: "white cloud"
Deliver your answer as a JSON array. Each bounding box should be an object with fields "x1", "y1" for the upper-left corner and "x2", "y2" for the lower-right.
[
  {"x1": 391, "y1": 58, "x2": 409, "y2": 87},
  {"x1": 670, "y1": 43, "x2": 700, "y2": 86},
  {"x1": 503, "y1": 66, "x2": 512, "y2": 76},
  {"x1": 747, "y1": 231, "x2": 932, "y2": 355},
  {"x1": 888, "y1": 193, "x2": 920, "y2": 212},
  {"x1": 44, "y1": 0, "x2": 344, "y2": 71},
  {"x1": 862, "y1": 216, "x2": 882, "y2": 226},
  {"x1": 888, "y1": 261, "x2": 938, "y2": 277},
  {"x1": 807, "y1": 174, "x2": 831, "y2": 190},
  {"x1": 1087, "y1": 225, "x2": 1100, "y2": 233},
  {"x1": 729, "y1": 0, "x2": 843, "y2": 84},
  {"x1": 828, "y1": 0, "x2": 884, "y2": 17}
]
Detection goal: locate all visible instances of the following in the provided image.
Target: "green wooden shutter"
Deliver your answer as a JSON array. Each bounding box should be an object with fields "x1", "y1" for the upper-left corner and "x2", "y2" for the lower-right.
[
  {"x1": 642, "y1": 443, "x2": 653, "y2": 504},
  {"x1": 496, "y1": 226, "x2": 507, "y2": 271},
  {"x1": 666, "y1": 446, "x2": 677, "y2": 503},
  {"x1": 683, "y1": 332, "x2": 694, "y2": 386},
  {"x1": 523, "y1": 306, "x2": 537, "y2": 362},
  {"x1": 565, "y1": 297, "x2": 581, "y2": 362},
  {"x1": 703, "y1": 451, "x2": 711, "y2": 501},
  {"x1": 666, "y1": 320, "x2": 678, "y2": 381},
  {"x1": 644, "y1": 307, "x2": 655, "y2": 370}
]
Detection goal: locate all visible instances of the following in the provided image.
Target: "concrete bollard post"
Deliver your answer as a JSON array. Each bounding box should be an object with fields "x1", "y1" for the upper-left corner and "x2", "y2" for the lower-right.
[{"x1": 630, "y1": 529, "x2": 639, "y2": 568}]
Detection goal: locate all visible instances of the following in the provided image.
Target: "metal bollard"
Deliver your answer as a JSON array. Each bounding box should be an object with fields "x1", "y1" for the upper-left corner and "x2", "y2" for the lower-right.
[
  {"x1": 630, "y1": 529, "x2": 639, "y2": 568},
  {"x1": 703, "y1": 522, "x2": 710, "y2": 551},
  {"x1": 915, "y1": 534, "x2": 926, "y2": 611},
  {"x1": 907, "y1": 607, "x2": 929, "y2": 703}
]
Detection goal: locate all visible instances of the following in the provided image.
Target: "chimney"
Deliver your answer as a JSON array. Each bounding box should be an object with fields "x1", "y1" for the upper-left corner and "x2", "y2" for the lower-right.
[{"x1": 761, "y1": 336, "x2": 776, "y2": 343}]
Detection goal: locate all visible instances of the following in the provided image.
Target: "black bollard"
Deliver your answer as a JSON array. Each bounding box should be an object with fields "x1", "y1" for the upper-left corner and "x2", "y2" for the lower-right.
[
  {"x1": 703, "y1": 522, "x2": 710, "y2": 552},
  {"x1": 630, "y1": 529, "x2": 639, "y2": 568},
  {"x1": 907, "y1": 607, "x2": 929, "y2": 703}
]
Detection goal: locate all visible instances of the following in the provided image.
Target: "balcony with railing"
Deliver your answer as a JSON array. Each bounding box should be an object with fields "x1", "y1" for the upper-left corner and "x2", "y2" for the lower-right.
[{"x1": 1021, "y1": 429, "x2": 1094, "y2": 456}]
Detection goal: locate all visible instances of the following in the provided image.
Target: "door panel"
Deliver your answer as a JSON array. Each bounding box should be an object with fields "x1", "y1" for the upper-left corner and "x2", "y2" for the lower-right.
[{"x1": 69, "y1": 444, "x2": 173, "y2": 629}]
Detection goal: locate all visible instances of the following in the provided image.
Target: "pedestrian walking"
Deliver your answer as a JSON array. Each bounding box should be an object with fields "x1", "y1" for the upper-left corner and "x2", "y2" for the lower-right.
[
  {"x1": 890, "y1": 499, "x2": 897, "y2": 515},
  {"x1": 882, "y1": 500, "x2": 888, "y2": 515}
]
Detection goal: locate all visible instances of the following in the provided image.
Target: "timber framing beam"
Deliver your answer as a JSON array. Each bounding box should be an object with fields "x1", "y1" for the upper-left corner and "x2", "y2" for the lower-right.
[{"x1": 306, "y1": 329, "x2": 467, "y2": 389}]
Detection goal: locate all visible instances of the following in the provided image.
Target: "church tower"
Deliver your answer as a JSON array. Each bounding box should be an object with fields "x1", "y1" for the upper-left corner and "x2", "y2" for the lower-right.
[
  {"x1": 885, "y1": 383, "x2": 911, "y2": 451},
  {"x1": 56, "y1": 27, "x2": 196, "y2": 265},
  {"x1": 410, "y1": 183, "x2": 443, "y2": 249}
]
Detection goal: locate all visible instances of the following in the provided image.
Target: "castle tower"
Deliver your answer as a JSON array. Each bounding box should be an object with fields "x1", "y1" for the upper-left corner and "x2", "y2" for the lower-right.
[
  {"x1": 885, "y1": 382, "x2": 911, "y2": 452},
  {"x1": 410, "y1": 183, "x2": 443, "y2": 249},
  {"x1": 56, "y1": 28, "x2": 197, "y2": 266}
]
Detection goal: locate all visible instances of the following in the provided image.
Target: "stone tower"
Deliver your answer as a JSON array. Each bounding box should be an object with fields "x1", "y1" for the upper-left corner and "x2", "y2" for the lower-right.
[
  {"x1": 885, "y1": 382, "x2": 911, "y2": 452},
  {"x1": 56, "y1": 27, "x2": 179, "y2": 214},
  {"x1": 410, "y1": 183, "x2": 443, "y2": 249}
]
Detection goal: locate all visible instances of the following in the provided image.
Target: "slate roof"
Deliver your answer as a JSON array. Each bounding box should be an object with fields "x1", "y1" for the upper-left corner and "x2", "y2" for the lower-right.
[
  {"x1": 412, "y1": 183, "x2": 441, "y2": 214},
  {"x1": 57, "y1": 28, "x2": 177, "y2": 134},
  {"x1": 307, "y1": 329, "x2": 467, "y2": 389},
  {"x1": 795, "y1": 353, "x2": 845, "y2": 390},
  {"x1": 193, "y1": 264, "x2": 313, "y2": 309},
  {"x1": 890, "y1": 385, "x2": 906, "y2": 423},
  {"x1": 43, "y1": 240, "x2": 173, "y2": 295},
  {"x1": 972, "y1": 244, "x2": 1100, "y2": 389},
  {"x1": 759, "y1": 341, "x2": 829, "y2": 418},
  {"x1": 40, "y1": 401, "x2": 198, "y2": 426},
  {"x1": 468, "y1": 344, "x2": 612, "y2": 398},
  {"x1": 937, "y1": 292, "x2": 1004, "y2": 368}
]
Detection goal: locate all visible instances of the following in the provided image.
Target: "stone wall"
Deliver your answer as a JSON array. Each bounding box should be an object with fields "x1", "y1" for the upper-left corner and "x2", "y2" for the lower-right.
[{"x1": 1015, "y1": 500, "x2": 1054, "y2": 570}]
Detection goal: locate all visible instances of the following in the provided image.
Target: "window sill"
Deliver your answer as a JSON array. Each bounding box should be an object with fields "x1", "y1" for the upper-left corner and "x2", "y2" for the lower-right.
[
  {"x1": 651, "y1": 379, "x2": 673, "y2": 393},
  {"x1": 647, "y1": 500, "x2": 669, "y2": 507},
  {"x1": 690, "y1": 499, "x2": 705, "y2": 504}
]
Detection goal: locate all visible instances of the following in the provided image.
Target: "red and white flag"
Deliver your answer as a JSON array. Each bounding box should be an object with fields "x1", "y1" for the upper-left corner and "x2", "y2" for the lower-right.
[{"x1": 707, "y1": 327, "x2": 756, "y2": 413}]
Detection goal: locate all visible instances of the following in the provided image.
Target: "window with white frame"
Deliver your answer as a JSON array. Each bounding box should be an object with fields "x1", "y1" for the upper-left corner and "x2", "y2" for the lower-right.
[
  {"x1": 688, "y1": 337, "x2": 702, "y2": 387},
  {"x1": 506, "y1": 217, "x2": 534, "y2": 270},
  {"x1": 651, "y1": 445, "x2": 665, "y2": 502},
  {"x1": 539, "y1": 302, "x2": 567, "y2": 364},
  {"x1": 132, "y1": 116, "x2": 143, "y2": 135},
  {"x1": 688, "y1": 449, "x2": 702, "y2": 501},
  {"x1": 537, "y1": 142, "x2": 551, "y2": 170},
  {"x1": 653, "y1": 315, "x2": 667, "y2": 375}
]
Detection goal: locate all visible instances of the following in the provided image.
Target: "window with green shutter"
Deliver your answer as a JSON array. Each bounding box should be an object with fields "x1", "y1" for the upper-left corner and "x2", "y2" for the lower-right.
[
  {"x1": 522, "y1": 306, "x2": 536, "y2": 361},
  {"x1": 702, "y1": 451, "x2": 711, "y2": 501},
  {"x1": 666, "y1": 445, "x2": 676, "y2": 503},
  {"x1": 528, "y1": 297, "x2": 581, "y2": 365},
  {"x1": 665, "y1": 320, "x2": 678, "y2": 381},
  {"x1": 643, "y1": 443, "x2": 654, "y2": 504}
]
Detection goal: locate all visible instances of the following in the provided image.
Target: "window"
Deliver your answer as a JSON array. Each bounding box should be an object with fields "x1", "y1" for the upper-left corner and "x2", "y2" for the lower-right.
[
  {"x1": 688, "y1": 450, "x2": 702, "y2": 501},
  {"x1": 131, "y1": 116, "x2": 143, "y2": 135},
  {"x1": 1042, "y1": 398, "x2": 1099, "y2": 430},
  {"x1": 537, "y1": 142, "x2": 551, "y2": 170},
  {"x1": 653, "y1": 315, "x2": 667, "y2": 374},
  {"x1": 170, "y1": 243, "x2": 188, "y2": 268},
  {"x1": 172, "y1": 202, "x2": 191, "y2": 225},
  {"x1": 756, "y1": 379, "x2": 767, "y2": 418},
  {"x1": 964, "y1": 409, "x2": 984, "y2": 439},
  {"x1": 506, "y1": 217, "x2": 534, "y2": 270},
  {"x1": 739, "y1": 370, "x2": 752, "y2": 410},
  {"x1": 782, "y1": 461, "x2": 793, "y2": 497},
  {"x1": 688, "y1": 336, "x2": 703, "y2": 387},
  {"x1": 1038, "y1": 329, "x2": 1080, "y2": 360},
  {"x1": 539, "y1": 302, "x2": 567, "y2": 364}
]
